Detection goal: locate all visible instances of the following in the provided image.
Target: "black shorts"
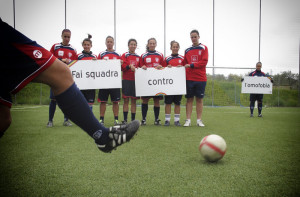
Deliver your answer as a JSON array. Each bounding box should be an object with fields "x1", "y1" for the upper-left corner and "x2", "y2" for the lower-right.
[
  {"x1": 0, "y1": 19, "x2": 56, "y2": 108},
  {"x1": 164, "y1": 95, "x2": 182, "y2": 105},
  {"x1": 98, "y1": 88, "x2": 120, "y2": 102},
  {"x1": 81, "y1": 89, "x2": 96, "y2": 104},
  {"x1": 250, "y1": 94, "x2": 263, "y2": 101},
  {"x1": 185, "y1": 80, "x2": 206, "y2": 99},
  {"x1": 141, "y1": 95, "x2": 164, "y2": 101},
  {"x1": 122, "y1": 80, "x2": 138, "y2": 99}
]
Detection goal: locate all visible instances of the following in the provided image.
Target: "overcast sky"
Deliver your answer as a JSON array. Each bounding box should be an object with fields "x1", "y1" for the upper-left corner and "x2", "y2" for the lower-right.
[{"x1": 0, "y1": 0, "x2": 299, "y2": 76}]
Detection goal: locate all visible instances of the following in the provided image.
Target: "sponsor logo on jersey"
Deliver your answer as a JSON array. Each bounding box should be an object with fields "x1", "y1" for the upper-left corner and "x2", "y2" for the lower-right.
[
  {"x1": 104, "y1": 56, "x2": 109, "y2": 60},
  {"x1": 130, "y1": 60, "x2": 136, "y2": 66},
  {"x1": 146, "y1": 58, "x2": 151, "y2": 63},
  {"x1": 33, "y1": 50, "x2": 42, "y2": 59},
  {"x1": 191, "y1": 55, "x2": 198, "y2": 62},
  {"x1": 58, "y1": 50, "x2": 64, "y2": 57}
]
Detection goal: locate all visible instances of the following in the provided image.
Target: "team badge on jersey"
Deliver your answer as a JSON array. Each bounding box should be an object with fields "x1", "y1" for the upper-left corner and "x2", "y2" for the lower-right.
[
  {"x1": 68, "y1": 52, "x2": 73, "y2": 58},
  {"x1": 199, "y1": 50, "x2": 202, "y2": 55},
  {"x1": 179, "y1": 60, "x2": 182, "y2": 63},
  {"x1": 136, "y1": 58, "x2": 139, "y2": 62},
  {"x1": 155, "y1": 57, "x2": 159, "y2": 62},
  {"x1": 33, "y1": 50, "x2": 42, "y2": 59},
  {"x1": 58, "y1": 50, "x2": 64, "y2": 57},
  {"x1": 192, "y1": 55, "x2": 198, "y2": 62}
]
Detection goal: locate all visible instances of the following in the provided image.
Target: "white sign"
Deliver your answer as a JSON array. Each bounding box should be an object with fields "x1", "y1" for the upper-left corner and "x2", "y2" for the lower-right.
[
  {"x1": 241, "y1": 76, "x2": 273, "y2": 94},
  {"x1": 135, "y1": 67, "x2": 186, "y2": 96},
  {"x1": 69, "y1": 60, "x2": 121, "y2": 90}
]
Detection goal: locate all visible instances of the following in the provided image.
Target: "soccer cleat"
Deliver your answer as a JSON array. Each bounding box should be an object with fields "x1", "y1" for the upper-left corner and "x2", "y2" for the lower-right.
[
  {"x1": 164, "y1": 120, "x2": 170, "y2": 126},
  {"x1": 154, "y1": 119, "x2": 161, "y2": 125},
  {"x1": 114, "y1": 120, "x2": 119, "y2": 125},
  {"x1": 174, "y1": 121, "x2": 181, "y2": 126},
  {"x1": 250, "y1": 114, "x2": 253, "y2": 117},
  {"x1": 63, "y1": 120, "x2": 72, "y2": 126},
  {"x1": 183, "y1": 120, "x2": 191, "y2": 127},
  {"x1": 99, "y1": 119, "x2": 104, "y2": 126},
  {"x1": 96, "y1": 120, "x2": 140, "y2": 153},
  {"x1": 197, "y1": 120, "x2": 205, "y2": 127},
  {"x1": 258, "y1": 114, "x2": 263, "y2": 117},
  {"x1": 141, "y1": 120, "x2": 146, "y2": 126},
  {"x1": 47, "y1": 121, "x2": 53, "y2": 128}
]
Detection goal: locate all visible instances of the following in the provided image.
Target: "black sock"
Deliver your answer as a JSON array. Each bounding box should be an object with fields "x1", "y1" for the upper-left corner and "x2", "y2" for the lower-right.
[
  {"x1": 154, "y1": 106, "x2": 160, "y2": 120},
  {"x1": 49, "y1": 100, "x2": 56, "y2": 121},
  {"x1": 114, "y1": 116, "x2": 118, "y2": 121},
  {"x1": 258, "y1": 102, "x2": 262, "y2": 114},
  {"x1": 250, "y1": 101, "x2": 255, "y2": 114},
  {"x1": 55, "y1": 83, "x2": 109, "y2": 145},
  {"x1": 100, "y1": 116, "x2": 104, "y2": 122},
  {"x1": 142, "y1": 104, "x2": 148, "y2": 120},
  {"x1": 123, "y1": 111, "x2": 128, "y2": 121},
  {"x1": 131, "y1": 113, "x2": 136, "y2": 121}
]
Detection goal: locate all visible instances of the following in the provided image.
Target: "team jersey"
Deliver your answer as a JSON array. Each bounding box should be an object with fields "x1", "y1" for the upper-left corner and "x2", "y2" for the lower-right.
[
  {"x1": 163, "y1": 54, "x2": 185, "y2": 67},
  {"x1": 249, "y1": 70, "x2": 266, "y2": 77},
  {"x1": 121, "y1": 52, "x2": 141, "y2": 80},
  {"x1": 97, "y1": 50, "x2": 121, "y2": 60},
  {"x1": 140, "y1": 50, "x2": 164, "y2": 68},
  {"x1": 50, "y1": 43, "x2": 77, "y2": 61},
  {"x1": 77, "y1": 51, "x2": 97, "y2": 60},
  {"x1": 184, "y1": 43, "x2": 208, "y2": 81}
]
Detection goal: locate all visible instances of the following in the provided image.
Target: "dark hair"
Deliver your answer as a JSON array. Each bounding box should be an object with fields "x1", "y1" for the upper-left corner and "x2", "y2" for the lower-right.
[
  {"x1": 170, "y1": 40, "x2": 180, "y2": 49},
  {"x1": 190, "y1": 29, "x2": 199, "y2": 36},
  {"x1": 128, "y1": 38, "x2": 137, "y2": 46},
  {"x1": 82, "y1": 34, "x2": 92, "y2": 45},
  {"x1": 256, "y1": 62, "x2": 262, "y2": 66},
  {"x1": 146, "y1": 38, "x2": 157, "y2": 51},
  {"x1": 62, "y1": 29, "x2": 71, "y2": 35},
  {"x1": 106, "y1": 36, "x2": 114, "y2": 41}
]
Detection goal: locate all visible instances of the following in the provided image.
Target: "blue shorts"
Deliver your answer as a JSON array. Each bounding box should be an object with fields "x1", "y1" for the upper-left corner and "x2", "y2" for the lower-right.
[
  {"x1": 164, "y1": 95, "x2": 182, "y2": 105},
  {"x1": 185, "y1": 81, "x2": 206, "y2": 99},
  {"x1": 0, "y1": 19, "x2": 56, "y2": 108},
  {"x1": 250, "y1": 94, "x2": 263, "y2": 101}
]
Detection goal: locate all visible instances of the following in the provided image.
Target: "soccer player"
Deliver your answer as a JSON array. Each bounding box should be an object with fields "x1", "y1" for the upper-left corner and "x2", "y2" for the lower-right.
[
  {"x1": 0, "y1": 19, "x2": 140, "y2": 153},
  {"x1": 121, "y1": 39, "x2": 141, "y2": 123},
  {"x1": 47, "y1": 29, "x2": 77, "y2": 128},
  {"x1": 184, "y1": 30, "x2": 208, "y2": 127},
  {"x1": 97, "y1": 36, "x2": 121, "y2": 125},
  {"x1": 140, "y1": 38, "x2": 164, "y2": 125},
  {"x1": 77, "y1": 34, "x2": 97, "y2": 111},
  {"x1": 163, "y1": 40, "x2": 185, "y2": 126},
  {"x1": 248, "y1": 62, "x2": 273, "y2": 117}
]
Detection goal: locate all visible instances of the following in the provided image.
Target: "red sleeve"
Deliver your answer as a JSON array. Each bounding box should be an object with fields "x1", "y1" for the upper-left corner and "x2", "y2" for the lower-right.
[
  {"x1": 160, "y1": 54, "x2": 164, "y2": 66},
  {"x1": 71, "y1": 50, "x2": 77, "y2": 60},
  {"x1": 121, "y1": 53, "x2": 129, "y2": 71},
  {"x1": 192, "y1": 47, "x2": 208, "y2": 69},
  {"x1": 140, "y1": 54, "x2": 145, "y2": 67},
  {"x1": 97, "y1": 53, "x2": 101, "y2": 59},
  {"x1": 162, "y1": 57, "x2": 167, "y2": 67},
  {"x1": 50, "y1": 45, "x2": 55, "y2": 54}
]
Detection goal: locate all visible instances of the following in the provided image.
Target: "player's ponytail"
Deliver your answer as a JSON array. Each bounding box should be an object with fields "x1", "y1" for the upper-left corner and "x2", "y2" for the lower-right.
[{"x1": 82, "y1": 34, "x2": 92, "y2": 45}]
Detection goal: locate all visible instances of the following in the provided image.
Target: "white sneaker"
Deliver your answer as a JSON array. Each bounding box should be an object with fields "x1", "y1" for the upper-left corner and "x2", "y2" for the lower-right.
[
  {"x1": 197, "y1": 120, "x2": 205, "y2": 127},
  {"x1": 183, "y1": 120, "x2": 191, "y2": 127}
]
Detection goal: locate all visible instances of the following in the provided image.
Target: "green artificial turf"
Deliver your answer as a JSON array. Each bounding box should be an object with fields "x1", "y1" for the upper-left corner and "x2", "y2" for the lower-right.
[{"x1": 0, "y1": 105, "x2": 299, "y2": 196}]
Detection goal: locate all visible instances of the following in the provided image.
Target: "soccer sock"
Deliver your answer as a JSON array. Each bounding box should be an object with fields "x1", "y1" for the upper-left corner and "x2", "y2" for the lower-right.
[
  {"x1": 258, "y1": 102, "x2": 262, "y2": 114},
  {"x1": 250, "y1": 101, "x2": 255, "y2": 114},
  {"x1": 154, "y1": 106, "x2": 160, "y2": 121},
  {"x1": 131, "y1": 113, "x2": 136, "y2": 121},
  {"x1": 174, "y1": 114, "x2": 180, "y2": 122},
  {"x1": 123, "y1": 111, "x2": 128, "y2": 122},
  {"x1": 100, "y1": 116, "x2": 104, "y2": 122},
  {"x1": 55, "y1": 83, "x2": 109, "y2": 145},
  {"x1": 165, "y1": 114, "x2": 171, "y2": 121},
  {"x1": 89, "y1": 105, "x2": 93, "y2": 111},
  {"x1": 114, "y1": 116, "x2": 118, "y2": 121},
  {"x1": 49, "y1": 100, "x2": 56, "y2": 121},
  {"x1": 64, "y1": 115, "x2": 68, "y2": 121},
  {"x1": 142, "y1": 104, "x2": 148, "y2": 120}
]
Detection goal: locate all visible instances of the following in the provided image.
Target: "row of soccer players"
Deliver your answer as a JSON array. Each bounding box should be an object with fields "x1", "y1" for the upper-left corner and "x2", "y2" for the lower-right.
[{"x1": 47, "y1": 29, "x2": 209, "y2": 127}]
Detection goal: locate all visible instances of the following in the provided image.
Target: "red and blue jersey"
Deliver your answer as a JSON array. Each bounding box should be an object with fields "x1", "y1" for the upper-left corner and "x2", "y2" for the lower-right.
[
  {"x1": 163, "y1": 54, "x2": 185, "y2": 67},
  {"x1": 97, "y1": 50, "x2": 121, "y2": 60},
  {"x1": 249, "y1": 70, "x2": 266, "y2": 77},
  {"x1": 184, "y1": 43, "x2": 208, "y2": 81},
  {"x1": 50, "y1": 43, "x2": 77, "y2": 61},
  {"x1": 140, "y1": 50, "x2": 164, "y2": 68},
  {"x1": 77, "y1": 51, "x2": 97, "y2": 60},
  {"x1": 121, "y1": 52, "x2": 141, "y2": 80}
]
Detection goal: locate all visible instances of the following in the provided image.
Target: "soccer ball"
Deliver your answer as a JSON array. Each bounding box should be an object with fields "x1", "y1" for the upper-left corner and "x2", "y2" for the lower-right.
[{"x1": 199, "y1": 134, "x2": 227, "y2": 162}]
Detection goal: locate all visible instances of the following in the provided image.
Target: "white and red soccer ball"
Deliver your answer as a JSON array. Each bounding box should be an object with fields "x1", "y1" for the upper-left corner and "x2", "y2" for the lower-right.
[{"x1": 199, "y1": 134, "x2": 227, "y2": 162}]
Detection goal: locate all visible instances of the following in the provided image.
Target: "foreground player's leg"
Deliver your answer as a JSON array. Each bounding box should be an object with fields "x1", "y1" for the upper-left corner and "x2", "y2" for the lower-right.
[{"x1": 34, "y1": 59, "x2": 139, "y2": 152}]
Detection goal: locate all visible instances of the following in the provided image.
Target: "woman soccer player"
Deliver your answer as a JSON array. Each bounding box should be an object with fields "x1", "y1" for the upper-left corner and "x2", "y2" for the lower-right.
[
  {"x1": 163, "y1": 41, "x2": 185, "y2": 126},
  {"x1": 121, "y1": 39, "x2": 141, "y2": 123},
  {"x1": 97, "y1": 36, "x2": 121, "y2": 125},
  {"x1": 77, "y1": 34, "x2": 97, "y2": 111},
  {"x1": 47, "y1": 29, "x2": 77, "y2": 128},
  {"x1": 140, "y1": 38, "x2": 164, "y2": 125}
]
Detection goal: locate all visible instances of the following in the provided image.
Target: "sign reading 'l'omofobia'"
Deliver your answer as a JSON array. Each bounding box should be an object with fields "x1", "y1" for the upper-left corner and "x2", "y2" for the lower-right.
[
  {"x1": 68, "y1": 60, "x2": 121, "y2": 90},
  {"x1": 241, "y1": 76, "x2": 273, "y2": 94}
]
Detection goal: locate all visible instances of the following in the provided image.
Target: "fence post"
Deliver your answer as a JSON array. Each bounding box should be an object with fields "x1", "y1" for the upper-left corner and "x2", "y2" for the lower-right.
[{"x1": 277, "y1": 77, "x2": 280, "y2": 107}]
